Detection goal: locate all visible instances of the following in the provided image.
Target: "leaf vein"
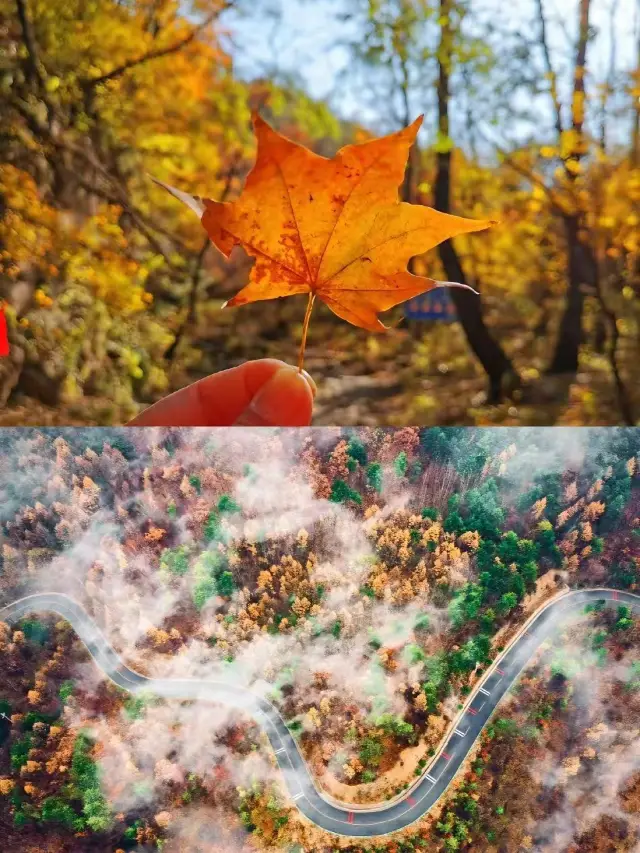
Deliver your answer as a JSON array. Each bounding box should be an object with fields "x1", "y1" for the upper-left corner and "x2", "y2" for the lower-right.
[
  {"x1": 319, "y1": 225, "x2": 430, "y2": 287},
  {"x1": 314, "y1": 150, "x2": 386, "y2": 281},
  {"x1": 271, "y1": 156, "x2": 314, "y2": 284}
]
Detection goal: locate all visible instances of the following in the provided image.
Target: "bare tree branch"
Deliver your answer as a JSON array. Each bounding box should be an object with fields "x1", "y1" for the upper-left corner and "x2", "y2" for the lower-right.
[
  {"x1": 81, "y1": 5, "x2": 229, "y2": 90},
  {"x1": 599, "y1": 0, "x2": 620, "y2": 151},
  {"x1": 165, "y1": 162, "x2": 240, "y2": 363},
  {"x1": 14, "y1": 0, "x2": 46, "y2": 86},
  {"x1": 9, "y1": 96, "x2": 48, "y2": 138},
  {"x1": 534, "y1": 0, "x2": 564, "y2": 140},
  {"x1": 165, "y1": 238, "x2": 210, "y2": 363},
  {"x1": 14, "y1": 0, "x2": 60, "y2": 127},
  {"x1": 592, "y1": 269, "x2": 635, "y2": 424},
  {"x1": 477, "y1": 125, "x2": 566, "y2": 214},
  {"x1": 69, "y1": 170, "x2": 182, "y2": 269}
]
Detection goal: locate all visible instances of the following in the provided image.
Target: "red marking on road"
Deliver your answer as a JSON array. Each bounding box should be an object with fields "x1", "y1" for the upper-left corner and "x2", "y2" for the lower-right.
[
  {"x1": 406, "y1": 796, "x2": 416, "y2": 807},
  {"x1": 613, "y1": 591, "x2": 619, "y2": 601},
  {"x1": 347, "y1": 812, "x2": 354, "y2": 824},
  {"x1": 0, "y1": 306, "x2": 9, "y2": 357},
  {"x1": 442, "y1": 751, "x2": 452, "y2": 761},
  {"x1": 468, "y1": 708, "x2": 478, "y2": 716},
  {"x1": 496, "y1": 667, "x2": 505, "y2": 675}
]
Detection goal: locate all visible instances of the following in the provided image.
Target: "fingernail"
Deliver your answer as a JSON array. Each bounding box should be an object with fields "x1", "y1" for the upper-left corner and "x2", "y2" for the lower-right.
[
  {"x1": 301, "y1": 369, "x2": 317, "y2": 398},
  {"x1": 235, "y1": 366, "x2": 312, "y2": 426}
]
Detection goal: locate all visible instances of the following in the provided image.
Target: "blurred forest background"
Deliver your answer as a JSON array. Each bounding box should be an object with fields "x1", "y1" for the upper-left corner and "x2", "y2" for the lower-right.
[{"x1": 0, "y1": 0, "x2": 639, "y2": 426}]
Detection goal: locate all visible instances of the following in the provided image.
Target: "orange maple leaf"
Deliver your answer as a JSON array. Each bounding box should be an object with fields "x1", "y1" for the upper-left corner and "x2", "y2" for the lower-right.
[{"x1": 154, "y1": 113, "x2": 496, "y2": 370}]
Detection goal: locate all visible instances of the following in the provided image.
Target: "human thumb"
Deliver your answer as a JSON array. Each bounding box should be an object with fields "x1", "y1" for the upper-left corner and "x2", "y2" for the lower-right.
[{"x1": 233, "y1": 364, "x2": 315, "y2": 426}]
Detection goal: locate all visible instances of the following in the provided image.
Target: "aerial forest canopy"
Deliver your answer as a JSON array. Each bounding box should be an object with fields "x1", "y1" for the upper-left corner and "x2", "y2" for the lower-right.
[
  {"x1": 0, "y1": 0, "x2": 639, "y2": 425},
  {"x1": 0, "y1": 426, "x2": 638, "y2": 851}
]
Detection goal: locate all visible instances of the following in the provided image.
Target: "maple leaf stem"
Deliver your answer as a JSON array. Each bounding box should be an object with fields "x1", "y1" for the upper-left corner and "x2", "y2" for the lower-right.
[{"x1": 298, "y1": 293, "x2": 316, "y2": 373}]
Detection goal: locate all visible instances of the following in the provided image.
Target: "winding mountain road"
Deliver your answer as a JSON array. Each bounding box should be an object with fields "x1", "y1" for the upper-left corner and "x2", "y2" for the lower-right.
[{"x1": 1, "y1": 589, "x2": 638, "y2": 838}]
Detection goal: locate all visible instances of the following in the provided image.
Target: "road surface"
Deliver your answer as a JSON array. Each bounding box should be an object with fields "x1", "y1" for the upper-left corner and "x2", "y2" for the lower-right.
[{"x1": 1, "y1": 588, "x2": 637, "y2": 838}]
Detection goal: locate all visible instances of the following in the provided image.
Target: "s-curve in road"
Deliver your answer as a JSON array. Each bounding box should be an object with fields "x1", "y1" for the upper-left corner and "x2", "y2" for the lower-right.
[{"x1": 1, "y1": 589, "x2": 638, "y2": 838}]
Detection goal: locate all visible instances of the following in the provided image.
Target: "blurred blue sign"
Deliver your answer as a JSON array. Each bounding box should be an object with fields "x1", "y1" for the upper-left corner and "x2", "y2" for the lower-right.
[{"x1": 404, "y1": 287, "x2": 457, "y2": 322}]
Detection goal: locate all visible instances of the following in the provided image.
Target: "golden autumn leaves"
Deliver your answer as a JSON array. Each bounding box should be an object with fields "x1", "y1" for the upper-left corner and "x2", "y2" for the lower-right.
[{"x1": 154, "y1": 114, "x2": 496, "y2": 370}]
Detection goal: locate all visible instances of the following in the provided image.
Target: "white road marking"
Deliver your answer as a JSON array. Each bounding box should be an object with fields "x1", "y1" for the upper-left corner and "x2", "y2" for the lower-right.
[
  {"x1": 479, "y1": 687, "x2": 490, "y2": 696},
  {"x1": 275, "y1": 747, "x2": 286, "y2": 755},
  {"x1": 454, "y1": 729, "x2": 466, "y2": 737},
  {"x1": 426, "y1": 774, "x2": 438, "y2": 784},
  {"x1": 292, "y1": 792, "x2": 304, "y2": 801}
]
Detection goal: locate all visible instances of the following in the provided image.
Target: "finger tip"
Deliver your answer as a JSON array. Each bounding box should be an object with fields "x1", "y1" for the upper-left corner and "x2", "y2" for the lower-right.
[
  {"x1": 268, "y1": 367, "x2": 315, "y2": 425},
  {"x1": 235, "y1": 365, "x2": 314, "y2": 427},
  {"x1": 300, "y1": 368, "x2": 317, "y2": 399}
]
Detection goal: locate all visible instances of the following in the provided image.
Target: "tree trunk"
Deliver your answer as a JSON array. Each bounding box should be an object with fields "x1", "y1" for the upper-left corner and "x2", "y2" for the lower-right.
[
  {"x1": 547, "y1": 215, "x2": 596, "y2": 374},
  {"x1": 434, "y1": 0, "x2": 519, "y2": 403},
  {"x1": 546, "y1": 0, "x2": 596, "y2": 376}
]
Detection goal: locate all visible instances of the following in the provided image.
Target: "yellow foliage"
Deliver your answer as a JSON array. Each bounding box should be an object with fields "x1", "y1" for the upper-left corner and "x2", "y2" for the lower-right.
[
  {"x1": 34, "y1": 289, "x2": 54, "y2": 309},
  {"x1": 27, "y1": 689, "x2": 41, "y2": 706}
]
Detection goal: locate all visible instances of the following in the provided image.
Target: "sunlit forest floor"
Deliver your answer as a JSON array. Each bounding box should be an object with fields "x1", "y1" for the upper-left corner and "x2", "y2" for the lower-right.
[{"x1": 1, "y1": 297, "x2": 635, "y2": 427}]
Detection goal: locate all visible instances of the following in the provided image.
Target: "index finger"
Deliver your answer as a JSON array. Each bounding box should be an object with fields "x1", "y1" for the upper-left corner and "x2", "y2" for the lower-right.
[{"x1": 128, "y1": 359, "x2": 315, "y2": 426}]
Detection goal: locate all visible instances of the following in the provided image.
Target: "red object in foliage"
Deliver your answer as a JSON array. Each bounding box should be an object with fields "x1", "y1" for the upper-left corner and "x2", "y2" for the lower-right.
[{"x1": 0, "y1": 306, "x2": 9, "y2": 356}]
